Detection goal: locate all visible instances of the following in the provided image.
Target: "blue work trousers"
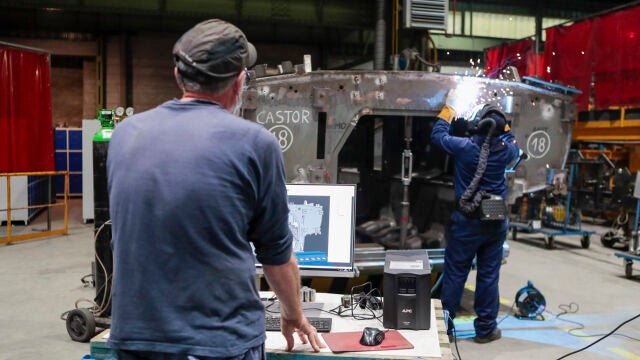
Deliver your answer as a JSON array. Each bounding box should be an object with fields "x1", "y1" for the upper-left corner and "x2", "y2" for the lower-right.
[
  {"x1": 441, "y1": 211, "x2": 506, "y2": 337},
  {"x1": 115, "y1": 343, "x2": 265, "y2": 360}
]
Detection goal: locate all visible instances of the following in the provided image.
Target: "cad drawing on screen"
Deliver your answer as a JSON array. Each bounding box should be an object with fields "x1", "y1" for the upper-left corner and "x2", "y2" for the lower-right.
[{"x1": 255, "y1": 184, "x2": 357, "y2": 278}]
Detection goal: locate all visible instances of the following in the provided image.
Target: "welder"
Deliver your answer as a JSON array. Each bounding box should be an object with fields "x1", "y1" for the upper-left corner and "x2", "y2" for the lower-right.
[{"x1": 431, "y1": 99, "x2": 519, "y2": 343}]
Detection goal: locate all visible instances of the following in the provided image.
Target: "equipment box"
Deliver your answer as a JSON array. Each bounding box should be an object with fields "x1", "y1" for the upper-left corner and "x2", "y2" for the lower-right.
[{"x1": 88, "y1": 329, "x2": 116, "y2": 360}]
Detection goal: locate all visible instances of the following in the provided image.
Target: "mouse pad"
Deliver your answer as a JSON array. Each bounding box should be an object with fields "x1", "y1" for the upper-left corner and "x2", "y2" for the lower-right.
[{"x1": 321, "y1": 330, "x2": 414, "y2": 353}]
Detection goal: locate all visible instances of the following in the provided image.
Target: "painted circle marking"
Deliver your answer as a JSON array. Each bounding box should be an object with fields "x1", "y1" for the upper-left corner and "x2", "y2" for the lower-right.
[
  {"x1": 527, "y1": 130, "x2": 551, "y2": 159},
  {"x1": 269, "y1": 125, "x2": 293, "y2": 152}
]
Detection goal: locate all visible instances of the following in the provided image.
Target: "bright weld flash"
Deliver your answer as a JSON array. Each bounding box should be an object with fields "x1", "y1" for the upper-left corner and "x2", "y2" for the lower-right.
[{"x1": 448, "y1": 79, "x2": 480, "y2": 118}]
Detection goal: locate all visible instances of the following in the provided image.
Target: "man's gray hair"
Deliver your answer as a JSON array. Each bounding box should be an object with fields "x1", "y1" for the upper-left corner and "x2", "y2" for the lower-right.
[{"x1": 176, "y1": 73, "x2": 237, "y2": 96}]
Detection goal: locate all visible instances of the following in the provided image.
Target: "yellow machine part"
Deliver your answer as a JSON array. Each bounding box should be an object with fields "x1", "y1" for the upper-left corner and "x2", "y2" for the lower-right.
[{"x1": 572, "y1": 107, "x2": 640, "y2": 173}]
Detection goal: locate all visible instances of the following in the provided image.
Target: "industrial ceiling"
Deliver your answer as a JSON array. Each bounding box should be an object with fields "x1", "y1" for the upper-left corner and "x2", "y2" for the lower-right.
[
  {"x1": 1, "y1": 1, "x2": 634, "y2": 40},
  {"x1": 0, "y1": 0, "x2": 636, "y2": 70}
]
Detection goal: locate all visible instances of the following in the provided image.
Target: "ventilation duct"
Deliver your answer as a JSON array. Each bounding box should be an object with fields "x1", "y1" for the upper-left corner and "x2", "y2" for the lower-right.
[{"x1": 403, "y1": 0, "x2": 448, "y2": 30}]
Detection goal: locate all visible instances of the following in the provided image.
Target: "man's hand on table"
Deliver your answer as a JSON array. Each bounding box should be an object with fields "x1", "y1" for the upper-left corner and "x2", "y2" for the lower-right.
[{"x1": 281, "y1": 314, "x2": 326, "y2": 352}]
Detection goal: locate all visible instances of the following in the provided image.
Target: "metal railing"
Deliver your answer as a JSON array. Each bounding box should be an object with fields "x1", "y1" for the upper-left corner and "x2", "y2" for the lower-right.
[{"x1": 0, "y1": 171, "x2": 69, "y2": 244}]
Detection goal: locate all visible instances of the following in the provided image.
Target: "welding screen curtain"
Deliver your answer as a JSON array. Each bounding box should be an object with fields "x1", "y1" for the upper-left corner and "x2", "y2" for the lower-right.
[
  {"x1": 485, "y1": 38, "x2": 543, "y2": 79},
  {"x1": 0, "y1": 46, "x2": 54, "y2": 172},
  {"x1": 592, "y1": 7, "x2": 640, "y2": 108},
  {"x1": 544, "y1": 5, "x2": 640, "y2": 111}
]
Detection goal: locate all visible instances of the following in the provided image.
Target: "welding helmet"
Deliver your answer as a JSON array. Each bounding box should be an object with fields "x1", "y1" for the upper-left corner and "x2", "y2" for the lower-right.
[{"x1": 467, "y1": 103, "x2": 509, "y2": 136}]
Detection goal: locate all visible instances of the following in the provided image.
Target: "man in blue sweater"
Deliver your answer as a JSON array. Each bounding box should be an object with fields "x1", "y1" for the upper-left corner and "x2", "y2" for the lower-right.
[
  {"x1": 107, "y1": 19, "x2": 323, "y2": 359},
  {"x1": 431, "y1": 101, "x2": 519, "y2": 343}
]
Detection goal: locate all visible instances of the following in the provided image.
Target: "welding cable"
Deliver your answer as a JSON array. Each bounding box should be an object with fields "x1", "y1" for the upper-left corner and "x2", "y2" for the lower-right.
[
  {"x1": 452, "y1": 326, "x2": 463, "y2": 360},
  {"x1": 556, "y1": 312, "x2": 640, "y2": 359},
  {"x1": 431, "y1": 272, "x2": 443, "y2": 295},
  {"x1": 457, "y1": 119, "x2": 496, "y2": 217},
  {"x1": 549, "y1": 303, "x2": 640, "y2": 342},
  {"x1": 92, "y1": 219, "x2": 113, "y2": 317},
  {"x1": 64, "y1": 219, "x2": 113, "y2": 320}
]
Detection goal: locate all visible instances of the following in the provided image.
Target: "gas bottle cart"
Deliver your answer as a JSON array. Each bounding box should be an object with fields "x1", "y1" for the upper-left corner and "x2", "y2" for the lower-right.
[{"x1": 509, "y1": 160, "x2": 595, "y2": 249}]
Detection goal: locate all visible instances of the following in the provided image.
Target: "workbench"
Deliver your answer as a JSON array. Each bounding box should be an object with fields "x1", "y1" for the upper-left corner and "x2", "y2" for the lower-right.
[
  {"x1": 88, "y1": 293, "x2": 452, "y2": 360},
  {"x1": 263, "y1": 292, "x2": 452, "y2": 360}
]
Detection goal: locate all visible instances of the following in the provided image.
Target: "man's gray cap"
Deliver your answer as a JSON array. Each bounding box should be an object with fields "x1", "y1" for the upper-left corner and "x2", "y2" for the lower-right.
[{"x1": 173, "y1": 19, "x2": 257, "y2": 79}]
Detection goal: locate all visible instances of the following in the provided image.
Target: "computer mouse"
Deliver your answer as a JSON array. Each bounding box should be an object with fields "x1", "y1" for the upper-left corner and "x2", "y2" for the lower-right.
[{"x1": 359, "y1": 327, "x2": 385, "y2": 346}]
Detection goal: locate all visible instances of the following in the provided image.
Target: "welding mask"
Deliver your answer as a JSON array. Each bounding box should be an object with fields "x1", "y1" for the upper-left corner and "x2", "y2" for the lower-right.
[{"x1": 467, "y1": 104, "x2": 509, "y2": 136}]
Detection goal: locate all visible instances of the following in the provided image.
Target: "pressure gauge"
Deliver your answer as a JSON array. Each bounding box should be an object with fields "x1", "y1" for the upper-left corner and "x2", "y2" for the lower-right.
[
  {"x1": 115, "y1": 107, "x2": 125, "y2": 117},
  {"x1": 125, "y1": 107, "x2": 134, "y2": 116}
]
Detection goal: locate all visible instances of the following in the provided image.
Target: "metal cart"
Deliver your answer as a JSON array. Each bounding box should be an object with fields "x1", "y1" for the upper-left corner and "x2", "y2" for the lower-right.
[
  {"x1": 509, "y1": 161, "x2": 595, "y2": 249},
  {"x1": 613, "y1": 198, "x2": 640, "y2": 279},
  {"x1": 510, "y1": 221, "x2": 594, "y2": 249},
  {"x1": 614, "y1": 252, "x2": 640, "y2": 279}
]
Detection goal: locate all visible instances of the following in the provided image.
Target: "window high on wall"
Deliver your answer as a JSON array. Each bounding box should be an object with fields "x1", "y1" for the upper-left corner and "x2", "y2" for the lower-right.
[{"x1": 445, "y1": 11, "x2": 567, "y2": 40}]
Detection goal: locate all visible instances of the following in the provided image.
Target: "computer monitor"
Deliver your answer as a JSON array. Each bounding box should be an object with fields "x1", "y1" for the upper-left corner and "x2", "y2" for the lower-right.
[{"x1": 256, "y1": 183, "x2": 357, "y2": 278}]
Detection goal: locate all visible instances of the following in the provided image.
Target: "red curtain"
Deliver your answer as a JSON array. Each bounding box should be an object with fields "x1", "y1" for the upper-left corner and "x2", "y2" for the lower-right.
[
  {"x1": 592, "y1": 7, "x2": 640, "y2": 108},
  {"x1": 543, "y1": 20, "x2": 595, "y2": 111},
  {"x1": 0, "y1": 46, "x2": 54, "y2": 173},
  {"x1": 544, "y1": 5, "x2": 640, "y2": 110},
  {"x1": 526, "y1": 54, "x2": 545, "y2": 78},
  {"x1": 485, "y1": 38, "x2": 535, "y2": 79}
]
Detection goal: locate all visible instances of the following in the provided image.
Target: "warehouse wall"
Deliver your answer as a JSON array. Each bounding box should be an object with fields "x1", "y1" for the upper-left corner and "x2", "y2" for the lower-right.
[
  {"x1": 131, "y1": 35, "x2": 181, "y2": 113},
  {"x1": 51, "y1": 66, "x2": 83, "y2": 128},
  {"x1": 106, "y1": 36, "x2": 127, "y2": 111},
  {"x1": 128, "y1": 35, "x2": 324, "y2": 113},
  {"x1": 83, "y1": 60, "x2": 97, "y2": 120},
  {"x1": 1, "y1": 34, "x2": 320, "y2": 122}
]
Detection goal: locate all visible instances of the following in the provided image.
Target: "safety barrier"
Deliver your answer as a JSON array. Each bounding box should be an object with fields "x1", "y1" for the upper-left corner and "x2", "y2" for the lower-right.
[{"x1": 0, "y1": 171, "x2": 69, "y2": 244}]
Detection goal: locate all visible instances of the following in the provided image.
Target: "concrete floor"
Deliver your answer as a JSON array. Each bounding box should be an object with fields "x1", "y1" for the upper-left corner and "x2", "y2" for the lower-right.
[{"x1": 1, "y1": 199, "x2": 639, "y2": 360}]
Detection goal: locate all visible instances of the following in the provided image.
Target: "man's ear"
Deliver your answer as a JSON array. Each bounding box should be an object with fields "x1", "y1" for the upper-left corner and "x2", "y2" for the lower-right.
[
  {"x1": 234, "y1": 71, "x2": 245, "y2": 92},
  {"x1": 174, "y1": 67, "x2": 184, "y2": 90}
]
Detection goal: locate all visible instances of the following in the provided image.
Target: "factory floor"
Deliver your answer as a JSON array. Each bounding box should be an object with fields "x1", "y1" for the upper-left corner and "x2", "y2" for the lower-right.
[{"x1": 1, "y1": 199, "x2": 639, "y2": 360}]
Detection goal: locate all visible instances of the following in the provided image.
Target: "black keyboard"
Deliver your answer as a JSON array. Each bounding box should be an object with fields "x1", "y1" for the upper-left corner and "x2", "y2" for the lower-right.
[{"x1": 265, "y1": 316, "x2": 332, "y2": 332}]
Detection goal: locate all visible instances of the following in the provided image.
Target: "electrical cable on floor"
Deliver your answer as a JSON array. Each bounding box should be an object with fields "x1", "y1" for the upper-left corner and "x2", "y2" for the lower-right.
[
  {"x1": 81, "y1": 273, "x2": 94, "y2": 288},
  {"x1": 555, "y1": 312, "x2": 640, "y2": 359},
  {"x1": 431, "y1": 272, "x2": 444, "y2": 295},
  {"x1": 89, "y1": 219, "x2": 112, "y2": 317},
  {"x1": 548, "y1": 303, "x2": 640, "y2": 342},
  {"x1": 452, "y1": 325, "x2": 462, "y2": 360},
  {"x1": 452, "y1": 304, "x2": 514, "y2": 339},
  {"x1": 62, "y1": 220, "x2": 112, "y2": 323}
]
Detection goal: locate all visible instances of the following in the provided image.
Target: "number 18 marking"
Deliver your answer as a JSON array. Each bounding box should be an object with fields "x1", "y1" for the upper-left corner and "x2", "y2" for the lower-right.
[{"x1": 527, "y1": 130, "x2": 551, "y2": 159}]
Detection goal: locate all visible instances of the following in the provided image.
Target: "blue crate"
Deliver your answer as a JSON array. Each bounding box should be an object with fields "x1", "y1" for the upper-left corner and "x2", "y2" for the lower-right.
[
  {"x1": 55, "y1": 152, "x2": 67, "y2": 171},
  {"x1": 69, "y1": 129, "x2": 83, "y2": 150},
  {"x1": 69, "y1": 152, "x2": 82, "y2": 171},
  {"x1": 55, "y1": 129, "x2": 67, "y2": 150},
  {"x1": 69, "y1": 173, "x2": 82, "y2": 195}
]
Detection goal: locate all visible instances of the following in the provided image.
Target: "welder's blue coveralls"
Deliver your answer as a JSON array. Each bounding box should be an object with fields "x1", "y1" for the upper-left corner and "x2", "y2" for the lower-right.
[{"x1": 431, "y1": 118, "x2": 519, "y2": 337}]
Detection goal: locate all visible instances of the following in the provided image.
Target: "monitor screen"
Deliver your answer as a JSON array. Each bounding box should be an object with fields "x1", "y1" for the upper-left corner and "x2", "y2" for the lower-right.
[{"x1": 256, "y1": 183, "x2": 357, "y2": 278}]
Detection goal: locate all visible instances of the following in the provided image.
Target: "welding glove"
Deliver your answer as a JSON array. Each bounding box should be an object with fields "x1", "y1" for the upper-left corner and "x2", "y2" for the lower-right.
[
  {"x1": 438, "y1": 88, "x2": 471, "y2": 136},
  {"x1": 438, "y1": 88, "x2": 459, "y2": 124}
]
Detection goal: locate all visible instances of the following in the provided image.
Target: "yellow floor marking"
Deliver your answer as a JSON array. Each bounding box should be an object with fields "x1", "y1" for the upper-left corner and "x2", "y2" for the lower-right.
[
  {"x1": 608, "y1": 348, "x2": 640, "y2": 360},
  {"x1": 464, "y1": 283, "x2": 476, "y2": 291},
  {"x1": 460, "y1": 286, "x2": 640, "y2": 360},
  {"x1": 558, "y1": 326, "x2": 596, "y2": 340},
  {"x1": 464, "y1": 283, "x2": 511, "y2": 306},
  {"x1": 455, "y1": 315, "x2": 476, "y2": 322}
]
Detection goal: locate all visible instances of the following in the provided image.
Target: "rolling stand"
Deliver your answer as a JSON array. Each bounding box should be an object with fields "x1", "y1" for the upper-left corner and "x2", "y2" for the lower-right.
[
  {"x1": 510, "y1": 161, "x2": 594, "y2": 249},
  {"x1": 614, "y1": 195, "x2": 640, "y2": 279}
]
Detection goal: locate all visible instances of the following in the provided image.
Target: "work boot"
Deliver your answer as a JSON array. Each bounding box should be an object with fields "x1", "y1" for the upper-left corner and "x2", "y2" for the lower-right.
[{"x1": 473, "y1": 328, "x2": 501, "y2": 344}]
